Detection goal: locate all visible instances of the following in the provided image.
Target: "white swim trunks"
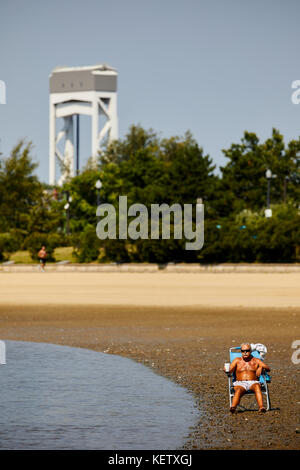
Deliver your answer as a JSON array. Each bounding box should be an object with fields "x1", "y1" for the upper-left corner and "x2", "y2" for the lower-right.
[{"x1": 233, "y1": 380, "x2": 260, "y2": 391}]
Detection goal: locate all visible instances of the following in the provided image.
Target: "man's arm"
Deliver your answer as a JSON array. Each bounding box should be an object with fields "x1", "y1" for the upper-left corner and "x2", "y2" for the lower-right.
[
  {"x1": 223, "y1": 358, "x2": 238, "y2": 375},
  {"x1": 229, "y1": 358, "x2": 238, "y2": 374},
  {"x1": 256, "y1": 358, "x2": 270, "y2": 373}
]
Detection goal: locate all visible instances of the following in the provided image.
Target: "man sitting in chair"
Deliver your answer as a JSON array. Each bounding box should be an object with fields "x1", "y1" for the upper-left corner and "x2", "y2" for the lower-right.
[{"x1": 225, "y1": 343, "x2": 271, "y2": 414}]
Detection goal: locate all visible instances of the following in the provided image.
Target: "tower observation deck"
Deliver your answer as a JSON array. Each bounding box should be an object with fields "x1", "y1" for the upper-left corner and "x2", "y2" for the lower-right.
[{"x1": 49, "y1": 64, "x2": 118, "y2": 185}]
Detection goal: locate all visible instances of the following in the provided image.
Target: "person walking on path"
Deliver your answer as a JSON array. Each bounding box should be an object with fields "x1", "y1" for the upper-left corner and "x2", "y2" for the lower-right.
[{"x1": 38, "y1": 246, "x2": 47, "y2": 272}]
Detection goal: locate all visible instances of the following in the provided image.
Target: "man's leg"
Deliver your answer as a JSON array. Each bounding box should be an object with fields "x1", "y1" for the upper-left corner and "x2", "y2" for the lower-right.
[
  {"x1": 231, "y1": 386, "x2": 245, "y2": 412},
  {"x1": 250, "y1": 383, "x2": 266, "y2": 412}
]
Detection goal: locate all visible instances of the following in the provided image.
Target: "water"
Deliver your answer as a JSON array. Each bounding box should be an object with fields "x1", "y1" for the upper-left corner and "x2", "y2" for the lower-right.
[{"x1": 0, "y1": 341, "x2": 199, "y2": 450}]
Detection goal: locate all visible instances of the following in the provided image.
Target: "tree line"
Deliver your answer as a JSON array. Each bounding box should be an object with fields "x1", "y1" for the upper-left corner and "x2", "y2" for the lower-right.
[{"x1": 0, "y1": 125, "x2": 299, "y2": 263}]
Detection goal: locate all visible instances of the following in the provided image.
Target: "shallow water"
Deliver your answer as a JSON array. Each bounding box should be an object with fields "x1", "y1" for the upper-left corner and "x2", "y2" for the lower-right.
[{"x1": 0, "y1": 341, "x2": 199, "y2": 449}]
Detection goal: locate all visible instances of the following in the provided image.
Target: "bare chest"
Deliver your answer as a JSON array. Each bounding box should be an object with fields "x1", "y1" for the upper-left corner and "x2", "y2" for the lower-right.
[{"x1": 236, "y1": 358, "x2": 257, "y2": 372}]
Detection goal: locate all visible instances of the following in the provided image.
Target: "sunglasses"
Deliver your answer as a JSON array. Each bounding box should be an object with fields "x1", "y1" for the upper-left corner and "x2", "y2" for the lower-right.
[{"x1": 241, "y1": 349, "x2": 251, "y2": 353}]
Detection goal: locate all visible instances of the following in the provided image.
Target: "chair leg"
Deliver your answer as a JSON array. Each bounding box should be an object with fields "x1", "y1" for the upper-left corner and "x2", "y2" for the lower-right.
[
  {"x1": 263, "y1": 381, "x2": 270, "y2": 411},
  {"x1": 265, "y1": 388, "x2": 271, "y2": 411}
]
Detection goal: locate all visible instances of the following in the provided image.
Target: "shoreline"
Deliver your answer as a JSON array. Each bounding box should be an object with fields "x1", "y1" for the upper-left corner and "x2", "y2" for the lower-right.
[{"x1": 0, "y1": 303, "x2": 299, "y2": 450}]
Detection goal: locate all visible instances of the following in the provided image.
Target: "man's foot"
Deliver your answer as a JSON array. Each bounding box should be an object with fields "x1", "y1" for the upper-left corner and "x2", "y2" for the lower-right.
[
  {"x1": 230, "y1": 407, "x2": 236, "y2": 414},
  {"x1": 259, "y1": 407, "x2": 266, "y2": 413}
]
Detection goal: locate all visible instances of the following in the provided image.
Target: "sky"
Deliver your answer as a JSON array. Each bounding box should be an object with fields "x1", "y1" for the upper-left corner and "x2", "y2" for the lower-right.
[{"x1": 0, "y1": 0, "x2": 300, "y2": 183}]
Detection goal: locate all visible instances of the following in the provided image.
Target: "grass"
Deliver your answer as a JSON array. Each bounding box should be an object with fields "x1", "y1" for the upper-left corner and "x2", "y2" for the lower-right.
[
  {"x1": 9, "y1": 247, "x2": 76, "y2": 264},
  {"x1": 9, "y1": 250, "x2": 32, "y2": 264},
  {"x1": 53, "y1": 246, "x2": 77, "y2": 263}
]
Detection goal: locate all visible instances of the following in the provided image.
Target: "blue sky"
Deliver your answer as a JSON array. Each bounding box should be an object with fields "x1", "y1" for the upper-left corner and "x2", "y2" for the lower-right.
[{"x1": 0, "y1": 0, "x2": 300, "y2": 183}]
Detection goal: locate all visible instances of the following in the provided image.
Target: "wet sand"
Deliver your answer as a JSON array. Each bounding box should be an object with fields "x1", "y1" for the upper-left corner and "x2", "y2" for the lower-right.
[{"x1": 0, "y1": 271, "x2": 299, "y2": 449}]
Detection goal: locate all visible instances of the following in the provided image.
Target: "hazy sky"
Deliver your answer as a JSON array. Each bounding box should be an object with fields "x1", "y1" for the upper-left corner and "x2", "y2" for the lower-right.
[{"x1": 1, "y1": 0, "x2": 300, "y2": 183}]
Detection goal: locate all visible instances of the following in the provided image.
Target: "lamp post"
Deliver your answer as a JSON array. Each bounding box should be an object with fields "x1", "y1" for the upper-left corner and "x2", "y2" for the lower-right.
[
  {"x1": 266, "y1": 169, "x2": 271, "y2": 208},
  {"x1": 64, "y1": 194, "x2": 72, "y2": 235},
  {"x1": 265, "y1": 169, "x2": 272, "y2": 218},
  {"x1": 95, "y1": 179, "x2": 102, "y2": 207}
]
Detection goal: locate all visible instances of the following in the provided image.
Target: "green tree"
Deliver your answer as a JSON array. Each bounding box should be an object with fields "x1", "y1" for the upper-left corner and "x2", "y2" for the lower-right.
[
  {"x1": 198, "y1": 204, "x2": 300, "y2": 263},
  {"x1": 160, "y1": 131, "x2": 217, "y2": 205},
  {"x1": 72, "y1": 224, "x2": 101, "y2": 263},
  {"x1": 61, "y1": 166, "x2": 101, "y2": 233},
  {"x1": 0, "y1": 140, "x2": 42, "y2": 232},
  {"x1": 0, "y1": 141, "x2": 65, "y2": 259},
  {"x1": 220, "y1": 129, "x2": 300, "y2": 214},
  {"x1": 97, "y1": 126, "x2": 217, "y2": 263},
  {"x1": 0, "y1": 231, "x2": 22, "y2": 261}
]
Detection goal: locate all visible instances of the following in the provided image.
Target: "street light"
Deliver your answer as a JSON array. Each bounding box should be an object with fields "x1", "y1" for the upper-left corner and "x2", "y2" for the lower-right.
[
  {"x1": 265, "y1": 169, "x2": 272, "y2": 218},
  {"x1": 64, "y1": 194, "x2": 72, "y2": 235},
  {"x1": 95, "y1": 179, "x2": 102, "y2": 207}
]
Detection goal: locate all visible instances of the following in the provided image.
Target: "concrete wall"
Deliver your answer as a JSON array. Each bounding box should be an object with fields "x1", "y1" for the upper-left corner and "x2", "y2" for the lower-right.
[{"x1": 1, "y1": 263, "x2": 300, "y2": 273}]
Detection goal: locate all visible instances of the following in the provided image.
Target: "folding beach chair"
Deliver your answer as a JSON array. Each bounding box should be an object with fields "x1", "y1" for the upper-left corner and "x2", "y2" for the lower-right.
[{"x1": 228, "y1": 346, "x2": 271, "y2": 411}]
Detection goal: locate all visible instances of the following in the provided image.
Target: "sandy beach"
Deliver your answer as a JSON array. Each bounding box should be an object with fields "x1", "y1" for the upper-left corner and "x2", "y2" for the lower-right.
[{"x1": 0, "y1": 270, "x2": 299, "y2": 449}]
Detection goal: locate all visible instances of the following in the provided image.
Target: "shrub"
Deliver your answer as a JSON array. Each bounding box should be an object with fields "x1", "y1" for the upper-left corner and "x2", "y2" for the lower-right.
[
  {"x1": 72, "y1": 225, "x2": 101, "y2": 263},
  {"x1": 0, "y1": 231, "x2": 22, "y2": 261}
]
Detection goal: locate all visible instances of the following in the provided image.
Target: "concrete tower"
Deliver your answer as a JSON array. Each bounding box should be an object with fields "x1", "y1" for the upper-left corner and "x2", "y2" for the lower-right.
[{"x1": 49, "y1": 64, "x2": 118, "y2": 185}]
